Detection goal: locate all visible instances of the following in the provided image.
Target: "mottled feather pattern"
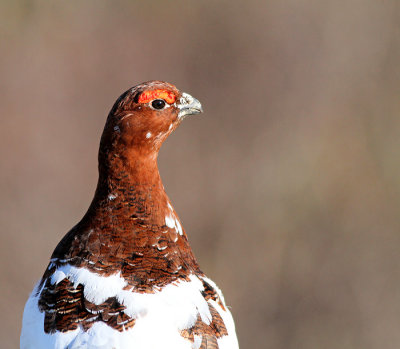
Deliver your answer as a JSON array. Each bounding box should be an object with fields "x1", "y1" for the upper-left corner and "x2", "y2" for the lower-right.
[
  {"x1": 21, "y1": 81, "x2": 239, "y2": 349},
  {"x1": 38, "y1": 277, "x2": 135, "y2": 333}
]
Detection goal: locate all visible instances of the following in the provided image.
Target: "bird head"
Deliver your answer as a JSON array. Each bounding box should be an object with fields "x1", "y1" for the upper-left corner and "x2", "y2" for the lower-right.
[{"x1": 101, "y1": 81, "x2": 202, "y2": 158}]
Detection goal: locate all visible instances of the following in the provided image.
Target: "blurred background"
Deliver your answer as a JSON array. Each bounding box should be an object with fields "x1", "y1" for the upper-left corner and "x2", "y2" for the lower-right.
[{"x1": 1, "y1": 1, "x2": 400, "y2": 348}]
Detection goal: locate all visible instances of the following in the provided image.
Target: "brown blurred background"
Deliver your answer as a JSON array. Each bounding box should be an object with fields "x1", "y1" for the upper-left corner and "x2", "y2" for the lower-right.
[{"x1": 1, "y1": 1, "x2": 400, "y2": 348}]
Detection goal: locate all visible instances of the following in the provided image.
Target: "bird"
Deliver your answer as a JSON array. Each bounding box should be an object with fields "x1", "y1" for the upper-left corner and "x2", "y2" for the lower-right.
[{"x1": 21, "y1": 81, "x2": 239, "y2": 349}]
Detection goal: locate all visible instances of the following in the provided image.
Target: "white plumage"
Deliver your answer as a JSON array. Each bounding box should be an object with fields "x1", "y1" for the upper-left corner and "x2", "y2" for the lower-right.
[{"x1": 21, "y1": 268, "x2": 239, "y2": 349}]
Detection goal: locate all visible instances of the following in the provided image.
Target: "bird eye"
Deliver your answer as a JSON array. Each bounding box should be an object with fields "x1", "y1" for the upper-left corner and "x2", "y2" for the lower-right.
[{"x1": 151, "y1": 99, "x2": 166, "y2": 110}]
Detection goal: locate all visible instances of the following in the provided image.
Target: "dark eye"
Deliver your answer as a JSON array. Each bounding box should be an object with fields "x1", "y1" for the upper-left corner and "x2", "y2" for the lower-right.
[{"x1": 151, "y1": 99, "x2": 166, "y2": 110}]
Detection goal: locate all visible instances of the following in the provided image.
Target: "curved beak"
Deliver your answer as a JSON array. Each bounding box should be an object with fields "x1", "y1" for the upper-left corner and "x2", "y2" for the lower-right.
[{"x1": 177, "y1": 92, "x2": 203, "y2": 120}]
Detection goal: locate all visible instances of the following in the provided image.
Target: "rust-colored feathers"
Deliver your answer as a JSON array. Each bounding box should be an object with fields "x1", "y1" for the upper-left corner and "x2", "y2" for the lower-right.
[{"x1": 21, "y1": 81, "x2": 238, "y2": 349}]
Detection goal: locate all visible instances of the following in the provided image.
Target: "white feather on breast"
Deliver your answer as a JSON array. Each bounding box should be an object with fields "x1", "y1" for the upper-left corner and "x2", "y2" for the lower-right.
[{"x1": 21, "y1": 267, "x2": 238, "y2": 349}]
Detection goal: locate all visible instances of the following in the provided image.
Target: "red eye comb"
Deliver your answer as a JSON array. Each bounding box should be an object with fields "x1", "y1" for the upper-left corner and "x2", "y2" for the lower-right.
[{"x1": 138, "y1": 90, "x2": 176, "y2": 104}]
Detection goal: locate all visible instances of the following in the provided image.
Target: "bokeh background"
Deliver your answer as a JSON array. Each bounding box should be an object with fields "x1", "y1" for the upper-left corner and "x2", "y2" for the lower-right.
[{"x1": 1, "y1": 1, "x2": 400, "y2": 348}]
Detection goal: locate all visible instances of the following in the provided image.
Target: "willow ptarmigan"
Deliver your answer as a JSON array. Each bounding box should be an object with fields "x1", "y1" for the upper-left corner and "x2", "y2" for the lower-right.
[{"x1": 20, "y1": 81, "x2": 239, "y2": 349}]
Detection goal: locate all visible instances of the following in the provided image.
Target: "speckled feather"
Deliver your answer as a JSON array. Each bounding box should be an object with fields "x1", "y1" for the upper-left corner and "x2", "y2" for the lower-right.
[{"x1": 21, "y1": 81, "x2": 239, "y2": 349}]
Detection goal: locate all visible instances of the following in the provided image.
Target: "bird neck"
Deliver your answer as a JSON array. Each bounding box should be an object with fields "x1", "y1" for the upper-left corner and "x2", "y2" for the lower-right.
[
  {"x1": 49, "y1": 145, "x2": 202, "y2": 288},
  {"x1": 89, "y1": 148, "x2": 171, "y2": 227}
]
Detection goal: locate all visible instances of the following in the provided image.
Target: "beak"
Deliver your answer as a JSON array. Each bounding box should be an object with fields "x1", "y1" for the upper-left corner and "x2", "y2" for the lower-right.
[{"x1": 177, "y1": 92, "x2": 203, "y2": 120}]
